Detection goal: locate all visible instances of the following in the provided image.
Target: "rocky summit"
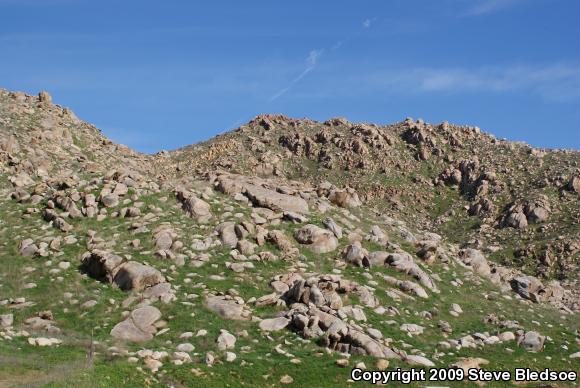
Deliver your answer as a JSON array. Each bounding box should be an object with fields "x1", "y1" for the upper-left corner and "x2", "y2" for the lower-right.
[{"x1": 0, "y1": 89, "x2": 578, "y2": 387}]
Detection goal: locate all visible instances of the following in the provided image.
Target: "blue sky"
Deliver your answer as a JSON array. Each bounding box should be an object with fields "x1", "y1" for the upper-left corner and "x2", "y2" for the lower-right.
[{"x1": 1, "y1": 0, "x2": 579, "y2": 152}]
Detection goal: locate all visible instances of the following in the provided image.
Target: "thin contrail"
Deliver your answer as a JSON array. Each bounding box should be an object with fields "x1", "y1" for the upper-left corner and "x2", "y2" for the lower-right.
[
  {"x1": 230, "y1": 18, "x2": 378, "y2": 129},
  {"x1": 269, "y1": 49, "x2": 323, "y2": 101}
]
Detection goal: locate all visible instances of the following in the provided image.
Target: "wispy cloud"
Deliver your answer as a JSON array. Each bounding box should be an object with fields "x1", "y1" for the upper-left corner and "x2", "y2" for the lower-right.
[
  {"x1": 460, "y1": 0, "x2": 521, "y2": 16},
  {"x1": 362, "y1": 17, "x2": 377, "y2": 28},
  {"x1": 357, "y1": 63, "x2": 580, "y2": 102},
  {"x1": 331, "y1": 41, "x2": 343, "y2": 50}
]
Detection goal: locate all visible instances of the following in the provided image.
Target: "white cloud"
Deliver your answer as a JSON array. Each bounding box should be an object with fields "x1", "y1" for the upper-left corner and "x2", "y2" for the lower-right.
[
  {"x1": 461, "y1": 0, "x2": 520, "y2": 16},
  {"x1": 359, "y1": 64, "x2": 580, "y2": 102}
]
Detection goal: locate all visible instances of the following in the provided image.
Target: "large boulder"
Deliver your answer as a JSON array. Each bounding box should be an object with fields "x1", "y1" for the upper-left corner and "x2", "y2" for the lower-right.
[
  {"x1": 176, "y1": 190, "x2": 213, "y2": 223},
  {"x1": 384, "y1": 252, "x2": 438, "y2": 292},
  {"x1": 342, "y1": 243, "x2": 370, "y2": 267},
  {"x1": 457, "y1": 249, "x2": 491, "y2": 278},
  {"x1": 0, "y1": 314, "x2": 14, "y2": 328},
  {"x1": 565, "y1": 175, "x2": 580, "y2": 193},
  {"x1": 517, "y1": 331, "x2": 545, "y2": 352},
  {"x1": 82, "y1": 250, "x2": 126, "y2": 283},
  {"x1": 503, "y1": 211, "x2": 528, "y2": 229},
  {"x1": 19, "y1": 239, "x2": 39, "y2": 257},
  {"x1": 215, "y1": 174, "x2": 309, "y2": 214},
  {"x1": 328, "y1": 188, "x2": 361, "y2": 208},
  {"x1": 510, "y1": 276, "x2": 564, "y2": 304},
  {"x1": 154, "y1": 230, "x2": 173, "y2": 250},
  {"x1": 266, "y1": 230, "x2": 298, "y2": 257},
  {"x1": 114, "y1": 261, "x2": 165, "y2": 291},
  {"x1": 100, "y1": 193, "x2": 119, "y2": 208},
  {"x1": 244, "y1": 184, "x2": 309, "y2": 214},
  {"x1": 259, "y1": 317, "x2": 290, "y2": 332},
  {"x1": 82, "y1": 251, "x2": 165, "y2": 291},
  {"x1": 523, "y1": 196, "x2": 550, "y2": 224},
  {"x1": 110, "y1": 306, "x2": 162, "y2": 343},
  {"x1": 206, "y1": 295, "x2": 250, "y2": 321},
  {"x1": 294, "y1": 224, "x2": 338, "y2": 253},
  {"x1": 216, "y1": 222, "x2": 238, "y2": 248}
]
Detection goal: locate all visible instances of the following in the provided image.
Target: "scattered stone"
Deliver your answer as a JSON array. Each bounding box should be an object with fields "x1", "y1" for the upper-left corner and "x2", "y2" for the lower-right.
[
  {"x1": 217, "y1": 330, "x2": 236, "y2": 350},
  {"x1": 259, "y1": 317, "x2": 290, "y2": 332}
]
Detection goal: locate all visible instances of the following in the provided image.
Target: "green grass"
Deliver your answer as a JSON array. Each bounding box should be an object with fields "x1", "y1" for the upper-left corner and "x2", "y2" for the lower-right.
[{"x1": 0, "y1": 172, "x2": 579, "y2": 388}]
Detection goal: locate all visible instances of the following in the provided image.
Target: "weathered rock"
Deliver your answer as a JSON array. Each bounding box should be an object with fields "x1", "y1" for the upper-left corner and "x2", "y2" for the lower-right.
[
  {"x1": 457, "y1": 249, "x2": 491, "y2": 278},
  {"x1": 405, "y1": 355, "x2": 435, "y2": 367},
  {"x1": 82, "y1": 250, "x2": 126, "y2": 282},
  {"x1": 216, "y1": 330, "x2": 236, "y2": 350},
  {"x1": 206, "y1": 296, "x2": 249, "y2": 321},
  {"x1": 266, "y1": 230, "x2": 298, "y2": 257},
  {"x1": 216, "y1": 174, "x2": 309, "y2": 214},
  {"x1": 503, "y1": 211, "x2": 528, "y2": 229},
  {"x1": 82, "y1": 250, "x2": 165, "y2": 292},
  {"x1": 113, "y1": 261, "x2": 165, "y2": 291},
  {"x1": 236, "y1": 239, "x2": 256, "y2": 255},
  {"x1": 323, "y1": 217, "x2": 343, "y2": 239},
  {"x1": 101, "y1": 194, "x2": 119, "y2": 208},
  {"x1": 328, "y1": 188, "x2": 361, "y2": 208},
  {"x1": 0, "y1": 314, "x2": 14, "y2": 327},
  {"x1": 381, "y1": 252, "x2": 438, "y2": 292},
  {"x1": 294, "y1": 224, "x2": 338, "y2": 253},
  {"x1": 154, "y1": 231, "x2": 173, "y2": 250},
  {"x1": 216, "y1": 222, "x2": 238, "y2": 248},
  {"x1": 381, "y1": 274, "x2": 428, "y2": 298},
  {"x1": 517, "y1": 331, "x2": 545, "y2": 352},
  {"x1": 259, "y1": 317, "x2": 290, "y2": 332},
  {"x1": 510, "y1": 276, "x2": 544, "y2": 301},
  {"x1": 565, "y1": 175, "x2": 580, "y2": 193},
  {"x1": 342, "y1": 242, "x2": 370, "y2": 267},
  {"x1": 400, "y1": 323, "x2": 424, "y2": 336},
  {"x1": 110, "y1": 306, "x2": 162, "y2": 343},
  {"x1": 246, "y1": 184, "x2": 309, "y2": 214},
  {"x1": 19, "y1": 239, "x2": 39, "y2": 256},
  {"x1": 38, "y1": 90, "x2": 52, "y2": 103},
  {"x1": 450, "y1": 358, "x2": 489, "y2": 375},
  {"x1": 176, "y1": 190, "x2": 213, "y2": 223}
]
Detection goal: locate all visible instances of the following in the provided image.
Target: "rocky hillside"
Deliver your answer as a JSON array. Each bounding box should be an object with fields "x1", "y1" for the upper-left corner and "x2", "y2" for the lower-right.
[
  {"x1": 0, "y1": 91, "x2": 578, "y2": 387},
  {"x1": 167, "y1": 114, "x2": 579, "y2": 285},
  {"x1": 0, "y1": 89, "x2": 151, "y2": 183}
]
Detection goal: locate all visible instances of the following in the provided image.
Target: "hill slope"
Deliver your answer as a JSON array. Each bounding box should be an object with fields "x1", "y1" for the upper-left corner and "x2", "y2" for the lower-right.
[
  {"x1": 0, "y1": 91, "x2": 578, "y2": 387},
  {"x1": 167, "y1": 114, "x2": 580, "y2": 285}
]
